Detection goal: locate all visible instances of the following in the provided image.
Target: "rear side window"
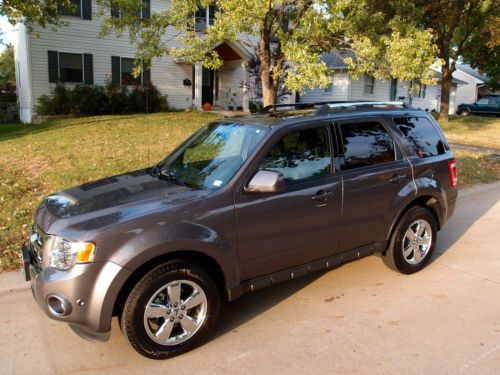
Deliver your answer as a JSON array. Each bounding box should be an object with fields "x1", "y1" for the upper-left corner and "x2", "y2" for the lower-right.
[
  {"x1": 393, "y1": 117, "x2": 446, "y2": 158},
  {"x1": 339, "y1": 121, "x2": 395, "y2": 170}
]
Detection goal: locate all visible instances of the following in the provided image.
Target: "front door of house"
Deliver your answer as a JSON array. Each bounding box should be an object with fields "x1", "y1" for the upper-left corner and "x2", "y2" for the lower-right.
[{"x1": 202, "y1": 67, "x2": 214, "y2": 106}]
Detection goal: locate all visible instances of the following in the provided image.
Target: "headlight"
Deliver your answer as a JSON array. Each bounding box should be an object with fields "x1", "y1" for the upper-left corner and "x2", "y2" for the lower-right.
[{"x1": 46, "y1": 236, "x2": 96, "y2": 270}]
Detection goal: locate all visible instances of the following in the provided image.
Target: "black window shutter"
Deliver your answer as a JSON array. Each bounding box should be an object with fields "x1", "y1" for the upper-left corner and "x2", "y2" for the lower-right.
[
  {"x1": 142, "y1": 60, "x2": 151, "y2": 86},
  {"x1": 83, "y1": 54, "x2": 94, "y2": 85},
  {"x1": 142, "y1": 0, "x2": 150, "y2": 20},
  {"x1": 111, "y1": 4, "x2": 119, "y2": 18},
  {"x1": 82, "y1": 0, "x2": 92, "y2": 20},
  {"x1": 48, "y1": 50, "x2": 59, "y2": 83},
  {"x1": 111, "y1": 56, "x2": 121, "y2": 85}
]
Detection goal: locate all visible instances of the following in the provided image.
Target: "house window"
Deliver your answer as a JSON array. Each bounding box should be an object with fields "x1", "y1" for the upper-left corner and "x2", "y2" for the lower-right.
[
  {"x1": 111, "y1": 0, "x2": 150, "y2": 20},
  {"x1": 59, "y1": 53, "x2": 83, "y2": 82},
  {"x1": 324, "y1": 79, "x2": 333, "y2": 93},
  {"x1": 48, "y1": 50, "x2": 94, "y2": 84},
  {"x1": 111, "y1": 56, "x2": 150, "y2": 86},
  {"x1": 58, "y1": 0, "x2": 81, "y2": 17},
  {"x1": 363, "y1": 76, "x2": 375, "y2": 95},
  {"x1": 194, "y1": 5, "x2": 218, "y2": 32},
  {"x1": 121, "y1": 58, "x2": 142, "y2": 86},
  {"x1": 421, "y1": 84, "x2": 427, "y2": 99},
  {"x1": 58, "y1": 0, "x2": 91, "y2": 20}
]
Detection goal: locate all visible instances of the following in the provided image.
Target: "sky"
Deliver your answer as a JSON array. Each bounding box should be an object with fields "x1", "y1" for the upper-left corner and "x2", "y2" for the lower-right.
[{"x1": 0, "y1": 16, "x2": 16, "y2": 51}]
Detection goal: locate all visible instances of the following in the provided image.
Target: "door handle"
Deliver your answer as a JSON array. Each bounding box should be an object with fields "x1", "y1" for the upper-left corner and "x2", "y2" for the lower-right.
[
  {"x1": 389, "y1": 174, "x2": 408, "y2": 184},
  {"x1": 312, "y1": 190, "x2": 336, "y2": 201}
]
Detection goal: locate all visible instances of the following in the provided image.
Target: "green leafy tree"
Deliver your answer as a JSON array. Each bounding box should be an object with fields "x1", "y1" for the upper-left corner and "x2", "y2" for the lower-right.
[
  {"x1": 0, "y1": 0, "x2": 75, "y2": 29},
  {"x1": 370, "y1": 0, "x2": 499, "y2": 121},
  {"x1": 0, "y1": 44, "x2": 15, "y2": 87},
  {"x1": 98, "y1": 0, "x2": 437, "y2": 107}
]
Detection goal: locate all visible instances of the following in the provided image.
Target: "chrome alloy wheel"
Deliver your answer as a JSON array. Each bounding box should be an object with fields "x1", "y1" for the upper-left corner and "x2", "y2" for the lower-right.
[
  {"x1": 402, "y1": 219, "x2": 433, "y2": 265},
  {"x1": 144, "y1": 280, "x2": 208, "y2": 346}
]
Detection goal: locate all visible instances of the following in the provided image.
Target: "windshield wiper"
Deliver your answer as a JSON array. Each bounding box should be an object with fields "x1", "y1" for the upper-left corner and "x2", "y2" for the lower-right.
[{"x1": 159, "y1": 170, "x2": 187, "y2": 187}]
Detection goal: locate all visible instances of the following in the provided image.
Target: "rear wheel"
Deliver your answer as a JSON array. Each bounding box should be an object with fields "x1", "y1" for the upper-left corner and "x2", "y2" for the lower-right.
[
  {"x1": 383, "y1": 206, "x2": 437, "y2": 274},
  {"x1": 120, "y1": 260, "x2": 221, "y2": 359}
]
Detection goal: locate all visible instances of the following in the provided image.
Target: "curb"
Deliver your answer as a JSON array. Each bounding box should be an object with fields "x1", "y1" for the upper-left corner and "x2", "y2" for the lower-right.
[{"x1": 0, "y1": 271, "x2": 30, "y2": 297}]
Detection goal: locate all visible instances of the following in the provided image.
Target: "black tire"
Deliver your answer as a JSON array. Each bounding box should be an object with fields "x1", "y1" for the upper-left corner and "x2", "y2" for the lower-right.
[
  {"x1": 120, "y1": 259, "x2": 221, "y2": 359},
  {"x1": 459, "y1": 109, "x2": 470, "y2": 116},
  {"x1": 383, "y1": 206, "x2": 437, "y2": 274}
]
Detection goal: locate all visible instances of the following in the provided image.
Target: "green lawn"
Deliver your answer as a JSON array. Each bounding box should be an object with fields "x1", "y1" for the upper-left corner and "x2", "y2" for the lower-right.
[
  {"x1": 0, "y1": 112, "x2": 498, "y2": 271},
  {"x1": 440, "y1": 116, "x2": 500, "y2": 149}
]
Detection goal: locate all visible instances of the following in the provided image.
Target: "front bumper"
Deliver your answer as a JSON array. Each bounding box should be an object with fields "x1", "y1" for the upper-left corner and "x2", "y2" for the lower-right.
[{"x1": 21, "y1": 242, "x2": 132, "y2": 342}]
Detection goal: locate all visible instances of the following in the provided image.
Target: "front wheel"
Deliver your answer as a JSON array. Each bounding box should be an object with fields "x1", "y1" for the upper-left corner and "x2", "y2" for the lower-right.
[
  {"x1": 120, "y1": 260, "x2": 221, "y2": 359},
  {"x1": 383, "y1": 206, "x2": 437, "y2": 274},
  {"x1": 459, "y1": 109, "x2": 470, "y2": 116}
]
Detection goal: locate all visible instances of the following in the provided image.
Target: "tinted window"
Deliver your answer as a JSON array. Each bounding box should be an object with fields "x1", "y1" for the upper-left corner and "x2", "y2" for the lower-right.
[
  {"x1": 394, "y1": 117, "x2": 445, "y2": 158},
  {"x1": 259, "y1": 127, "x2": 331, "y2": 183},
  {"x1": 339, "y1": 121, "x2": 395, "y2": 170},
  {"x1": 476, "y1": 98, "x2": 489, "y2": 105}
]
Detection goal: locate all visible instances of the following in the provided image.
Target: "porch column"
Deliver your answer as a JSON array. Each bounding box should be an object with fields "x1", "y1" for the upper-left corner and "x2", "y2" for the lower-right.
[
  {"x1": 242, "y1": 62, "x2": 250, "y2": 113},
  {"x1": 194, "y1": 62, "x2": 203, "y2": 109}
]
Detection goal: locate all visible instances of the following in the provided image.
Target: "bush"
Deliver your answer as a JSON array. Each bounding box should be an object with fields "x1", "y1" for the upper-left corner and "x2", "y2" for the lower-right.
[
  {"x1": 35, "y1": 82, "x2": 169, "y2": 116},
  {"x1": 0, "y1": 92, "x2": 18, "y2": 122}
]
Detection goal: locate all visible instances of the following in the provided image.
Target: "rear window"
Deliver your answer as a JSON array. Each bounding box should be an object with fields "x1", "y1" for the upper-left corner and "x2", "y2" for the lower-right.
[{"x1": 393, "y1": 117, "x2": 446, "y2": 158}]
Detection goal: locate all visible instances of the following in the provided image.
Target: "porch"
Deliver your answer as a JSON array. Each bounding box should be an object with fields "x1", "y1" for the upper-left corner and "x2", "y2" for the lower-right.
[{"x1": 191, "y1": 42, "x2": 252, "y2": 112}]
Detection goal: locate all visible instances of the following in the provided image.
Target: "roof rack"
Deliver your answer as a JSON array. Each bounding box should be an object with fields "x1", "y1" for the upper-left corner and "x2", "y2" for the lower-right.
[{"x1": 260, "y1": 101, "x2": 410, "y2": 115}]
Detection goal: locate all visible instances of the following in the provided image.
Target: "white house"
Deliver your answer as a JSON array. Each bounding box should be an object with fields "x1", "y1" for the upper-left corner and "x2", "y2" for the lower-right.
[
  {"x1": 453, "y1": 63, "x2": 500, "y2": 105},
  {"x1": 14, "y1": 0, "x2": 255, "y2": 123},
  {"x1": 300, "y1": 53, "x2": 467, "y2": 115}
]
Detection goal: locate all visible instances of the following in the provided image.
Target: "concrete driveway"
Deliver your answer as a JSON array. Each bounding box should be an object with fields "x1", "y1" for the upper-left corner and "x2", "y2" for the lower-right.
[{"x1": 1, "y1": 181, "x2": 499, "y2": 374}]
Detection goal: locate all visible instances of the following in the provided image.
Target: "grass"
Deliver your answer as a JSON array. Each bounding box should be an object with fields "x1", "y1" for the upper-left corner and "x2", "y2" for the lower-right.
[
  {"x1": 0, "y1": 112, "x2": 498, "y2": 271},
  {"x1": 440, "y1": 115, "x2": 500, "y2": 149}
]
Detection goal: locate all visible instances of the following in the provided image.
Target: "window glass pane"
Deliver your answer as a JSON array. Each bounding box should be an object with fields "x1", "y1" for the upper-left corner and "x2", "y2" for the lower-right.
[
  {"x1": 59, "y1": 52, "x2": 83, "y2": 83},
  {"x1": 159, "y1": 123, "x2": 266, "y2": 189},
  {"x1": 324, "y1": 81, "x2": 333, "y2": 93},
  {"x1": 259, "y1": 127, "x2": 331, "y2": 183},
  {"x1": 476, "y1": 98, "x2": 488, "y2": 105},
  {"x1": 208, "y1": 5, "x2": 218, "y2": 25},
  {"x1": 121, "y1": 58, "x2": 141, "y2": 85},
  {"x1": 58, "y1": 0, "x2": 81, "y2": 17},
  {"x1": 195, "y1": 7, "x2": 207, "y2": 31},
  {"x1": 363, "y1": 76, "x2": 374, "y2": 94},
  {"x1": 394, "y1": 117, "x2": 445, "y2": 158},
  {"x1": 340, "y1": 121, "x2": 395, "y2": 169}
]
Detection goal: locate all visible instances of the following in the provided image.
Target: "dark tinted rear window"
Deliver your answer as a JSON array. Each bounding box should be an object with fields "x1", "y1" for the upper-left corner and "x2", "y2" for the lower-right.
[
  {"x1": 339, "y1": 121, "x2": 395, "y2": 170},
  {"x1": 393, "y1": 117, "x2": 446, "y2": 158}
]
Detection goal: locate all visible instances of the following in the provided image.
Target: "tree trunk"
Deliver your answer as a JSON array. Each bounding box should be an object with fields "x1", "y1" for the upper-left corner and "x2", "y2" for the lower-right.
[
  {"x1": 259, "y1": 33, "x2": 278, "y2": 107},
  {"x1": 439, "y1": 61, "x2": 456, "y2": 123}
]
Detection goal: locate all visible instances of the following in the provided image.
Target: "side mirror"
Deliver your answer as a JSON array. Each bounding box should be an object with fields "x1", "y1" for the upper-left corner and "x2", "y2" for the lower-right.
[{"x1": 245, "y1": 170, "x2": 285, "y2": 194}]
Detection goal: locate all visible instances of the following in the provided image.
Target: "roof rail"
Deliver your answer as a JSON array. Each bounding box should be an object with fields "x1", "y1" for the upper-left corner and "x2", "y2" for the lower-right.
[{"x1": 260, "y1": 101, "x2": 410, "y2": 115}]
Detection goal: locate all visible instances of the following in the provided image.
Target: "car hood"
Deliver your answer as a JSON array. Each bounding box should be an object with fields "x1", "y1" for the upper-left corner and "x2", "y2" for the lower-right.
[{"x1": 35, "y1": 169, "x2": 210, "y2": 236}]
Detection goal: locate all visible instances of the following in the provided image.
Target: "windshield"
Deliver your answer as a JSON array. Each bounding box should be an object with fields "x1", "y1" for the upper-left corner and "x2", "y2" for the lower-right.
[{"x1": 157, "y1": 122, "x2": 267, "y2": 190}]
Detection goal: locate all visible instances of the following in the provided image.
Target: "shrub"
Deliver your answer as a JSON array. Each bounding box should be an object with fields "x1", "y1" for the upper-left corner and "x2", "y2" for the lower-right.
[{"x1": 35, "y1": 82, "x2": 168, "y2": 117}]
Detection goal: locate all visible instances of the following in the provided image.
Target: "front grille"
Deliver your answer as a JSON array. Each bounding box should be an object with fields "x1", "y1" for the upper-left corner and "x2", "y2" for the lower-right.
[{"x1": 28, "y1": 225, "x2": 45, "y2": 274}]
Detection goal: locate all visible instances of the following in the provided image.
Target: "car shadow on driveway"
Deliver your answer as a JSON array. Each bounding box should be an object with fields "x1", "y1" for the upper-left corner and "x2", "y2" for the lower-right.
[{"x1": 431, "y1": 183, "x2": 500, "y2": 262}]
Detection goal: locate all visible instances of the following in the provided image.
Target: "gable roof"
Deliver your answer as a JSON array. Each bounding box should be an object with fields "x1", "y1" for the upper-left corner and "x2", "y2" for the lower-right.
[{"x1": 456, "y1": 64, "x2": 489, "y2": 83}]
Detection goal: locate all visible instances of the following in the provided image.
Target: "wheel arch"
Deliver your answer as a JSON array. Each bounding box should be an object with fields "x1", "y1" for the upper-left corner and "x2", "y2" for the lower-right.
[
  {"x1": 112, "y1": 250, "x2": 229, "y2": 317},
  {"x1": 384, "y1": 195, "x2": 442, "y2": 252}
]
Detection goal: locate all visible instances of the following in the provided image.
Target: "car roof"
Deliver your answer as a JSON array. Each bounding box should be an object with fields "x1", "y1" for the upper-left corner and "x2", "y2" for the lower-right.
[{"x1": 217, "y1": 106, "x2": 429, "y2": 129}]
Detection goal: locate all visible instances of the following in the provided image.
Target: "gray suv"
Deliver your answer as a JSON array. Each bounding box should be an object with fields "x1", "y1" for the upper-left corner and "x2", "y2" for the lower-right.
[{"x1": 21, "y1": 101, "x2": 458, "y2": 359}]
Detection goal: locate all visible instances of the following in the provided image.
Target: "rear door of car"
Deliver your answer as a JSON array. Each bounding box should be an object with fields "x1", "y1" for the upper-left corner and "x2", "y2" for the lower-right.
[
  {"x1": 234, "y1": 121, "x2": 343, "y2": 280},
  {"x1": 335, "y1": 116, "x2": 415, "y2": 252}
]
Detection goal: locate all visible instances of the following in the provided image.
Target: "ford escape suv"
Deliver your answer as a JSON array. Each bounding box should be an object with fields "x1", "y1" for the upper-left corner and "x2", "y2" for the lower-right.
[{"x1": 21, "y1": 101, "x2": 458, "y2": 359}]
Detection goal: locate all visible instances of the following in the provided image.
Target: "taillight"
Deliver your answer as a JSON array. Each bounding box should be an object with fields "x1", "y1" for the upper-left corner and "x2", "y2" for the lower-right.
[{"x1": 448, "y1": 159, "x2": 458, "y2": 187}]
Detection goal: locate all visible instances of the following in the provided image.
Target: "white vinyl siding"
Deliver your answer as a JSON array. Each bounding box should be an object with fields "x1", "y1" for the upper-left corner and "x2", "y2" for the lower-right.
[
  {"x1": 300, "y1": 70, "x2": 349, "y2": 103},
  {"x1": 349, "y1": 76, "x2": 390, "y2": 101}
]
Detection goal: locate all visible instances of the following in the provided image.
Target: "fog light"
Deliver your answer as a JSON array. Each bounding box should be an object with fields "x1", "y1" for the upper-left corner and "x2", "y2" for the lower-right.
[{"x1": 46, "y1": 294, "x2": 72, "y2": 317}]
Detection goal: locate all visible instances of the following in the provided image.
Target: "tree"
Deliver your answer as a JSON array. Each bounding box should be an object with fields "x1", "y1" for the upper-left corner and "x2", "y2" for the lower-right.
[
  {"x1": 406, "y1": 1, "x2": 499, "y2": 121},
  {"x1": 0, "y1": 0, "x2": 76, "y2": 29},
  {"x1": 0, "y1": 44, "x2": 15, "y2": 87},
  {"x1": 98, "y1": 0, "x2": 437, "y2": 107}
]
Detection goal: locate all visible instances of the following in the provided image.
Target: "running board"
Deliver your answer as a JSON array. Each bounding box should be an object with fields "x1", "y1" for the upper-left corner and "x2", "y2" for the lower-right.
[{"x1": 228, "y1": 242, "x2": 385, "y2": 300}]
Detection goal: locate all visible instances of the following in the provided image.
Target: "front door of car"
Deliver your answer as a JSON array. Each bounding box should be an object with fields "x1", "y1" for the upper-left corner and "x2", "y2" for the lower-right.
[
  {"x1": 335, "y1": 118, "x2": 415, "y2": 252},
  {"x1": 234, "y1": 122, "x2": 342, "y2": 280}
]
